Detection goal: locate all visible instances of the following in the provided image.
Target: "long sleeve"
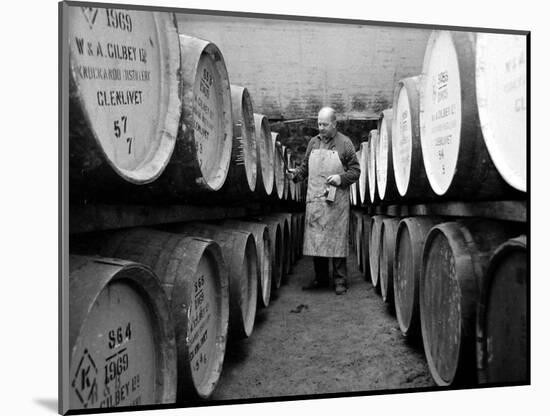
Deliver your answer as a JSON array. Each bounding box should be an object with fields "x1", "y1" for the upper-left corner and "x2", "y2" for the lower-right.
[
  {"x1": 292, "y1": 138, "x2": 315, "y2": 183},
  {"x1": 339, "y1": 137, "x2": 361, "y2": 188}
]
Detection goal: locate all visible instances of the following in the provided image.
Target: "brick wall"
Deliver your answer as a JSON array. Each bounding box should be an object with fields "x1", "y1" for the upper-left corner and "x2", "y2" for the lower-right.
[{"x1": 176, "y1": 13, "x2": 431, "y2": 120}]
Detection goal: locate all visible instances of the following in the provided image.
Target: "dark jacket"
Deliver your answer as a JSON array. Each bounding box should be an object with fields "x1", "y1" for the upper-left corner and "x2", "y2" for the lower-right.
[{"x1": 293, "y1": 132, "x2": 360, "y2": 187}]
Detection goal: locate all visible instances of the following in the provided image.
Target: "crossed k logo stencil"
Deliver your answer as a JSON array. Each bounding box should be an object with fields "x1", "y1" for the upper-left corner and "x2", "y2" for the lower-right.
[
  {"x1": 72, "y1": 348, "x2": 98, "y2": 408},
  {"x1": 81, "y1": 7, "x2": 99, "y2": 30}
]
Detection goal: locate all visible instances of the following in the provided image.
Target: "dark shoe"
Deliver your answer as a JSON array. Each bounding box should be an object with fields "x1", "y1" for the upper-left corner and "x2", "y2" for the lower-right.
[
  {"x1": 335, "y1": 283, "x2": 347, "y2": 295},
  {"x1": 302, "y1": 280, "x2": 327, "y2": 290}
]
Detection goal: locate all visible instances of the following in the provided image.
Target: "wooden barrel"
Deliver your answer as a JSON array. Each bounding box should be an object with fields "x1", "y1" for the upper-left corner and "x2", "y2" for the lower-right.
[
  {"x1": 286, "y1": 212, "x2": 296, "y2": 264},
  {"x1": 394, "y1": 217, "x2": 442, "y2": 338},
  {"x1": 369, "y1": 215, "x2": 388, "y2": 289},
  {"x1": 218, "y1": 84, "x2": 257, "y2": 194},
  {"x1": 358, "y1": 142, "x2": 369, "y2": 205},
  {"x1": 476, "y1": 34, "x2": 527, "y2": 192},
  {"x1": 251, "y1": 217, "x2": 284, "y2": 291},
  {"x1": 254, "y1": 114, "x2": 274, "y2": 196},
  {"x1": 282, "y1": 213, "x2": 294, "y2": 275},
  {"x1": 68, "y1": 255, "x2": 177, "y2": 410},
  {"x1": 419, "y1": 31, "x2": 515, "y2": 200},
  {"x1": 477, "y1": 235, "x2": 527, "y2": 384},
  {"x1": 351, "y1": 212, "x2": 357, "y2": 266},
  {"x1": 352, "y1": 210, "x2": 364, "y2": 271},
  {"x1": 349, "y1": 209, "x2": 356, "y2": 252},
  {"x1": 361, "y1": 213, "x2": 372, "y2": 281},
  {"x1": 297, "y1": 212, "x2": 305, "y2": 259},
  {"x1": 270, "y1": 212, "x2": 296, "y2": 276},
  {"x1": 282, "y1": 145, "x2": 290, "y2": 200},
  {"x1": 292, "y1": 213, "x2": 301, "y2": 262},
  {"x1": 420, "y1": 220, "x2": 520, "y2": 386},
  {"x1": 391, "y1": 76, "x2": 436, "y2": 201},
  {"x1": 376, "y1": 109, "x2": 400, "y2": 202},
  {"x1": 368, "y1": 130, "x2": 379, "y2": 204},
  {"x1": 295, "y1": 212, "x2": 302, "y2": 256},
  {"x1": 271, "y1": 133, "x2": 285, "y2": 200},
  {"x1": 354, "y1": 150, "x2": 362, "y2": 205},
  {"x1": 222, "y1": 220, "x2": 272, "y2": 308},
  {"x1": 143, "y1": 35, "x2": 233, "y2": 202},
  {"x1": 264, "y1": 213, "x2": 292, "y2": 278},
  {"x1": 168, "y1": 223, "x2": 258, "y2": 339},
  {"x1": 379, "y1": 217, "x2": 400, "y2": 305},
  {"x1": 99, "y1": 229, "x2": 229, "y2": 399},
  {"x1": 68, "y1": 10, "x2": 181, "y2": 202},
  {"x1": 294, "y1": 212, "x2": 304, "y2": 260},
  {"x1": 283, "y1": 213, "x2": 292, "y2": 273}
]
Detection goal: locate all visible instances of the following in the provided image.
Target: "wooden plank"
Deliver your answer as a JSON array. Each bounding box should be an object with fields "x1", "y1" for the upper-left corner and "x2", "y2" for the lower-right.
[
  {"x1": 71, "y1": 200, "x2": 526, "y2": 234},
  {"x1": 408, "y1": 200, "x2": 526, "y2": 222},
  {"x1": 399, "y1": 205, "x2": 411, "y2": 217},
  {"x1": 386, "y1": 205, "x2": 402, "y2": 217},
  {"x1": 374, "y1": 206, "x2": 385, "y2": 215},
  {"x1": 69, "y1": 204, "x2": 250, "y2": 234}
]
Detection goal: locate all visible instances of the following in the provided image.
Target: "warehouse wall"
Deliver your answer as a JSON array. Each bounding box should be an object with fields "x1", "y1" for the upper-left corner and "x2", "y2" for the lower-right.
[{"x1": 176, "y1": 13, "x2": 431, "y2": 120}]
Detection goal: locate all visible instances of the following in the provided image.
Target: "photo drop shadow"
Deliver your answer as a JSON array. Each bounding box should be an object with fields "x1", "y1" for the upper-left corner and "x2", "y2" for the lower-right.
[{"x1": 34, "y1": 398, "x2": 58, "y2": 413}]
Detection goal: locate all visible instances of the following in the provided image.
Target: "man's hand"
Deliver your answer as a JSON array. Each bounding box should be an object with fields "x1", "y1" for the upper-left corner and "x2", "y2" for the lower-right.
[{"x1": 326, "y1": 174, "x2": 341, "y2": 186}]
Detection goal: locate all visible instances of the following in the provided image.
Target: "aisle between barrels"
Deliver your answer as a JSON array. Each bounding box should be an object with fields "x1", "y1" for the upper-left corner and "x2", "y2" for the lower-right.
[{"x1": 210, "y1": 248, "x2": 434, "y2": 400}]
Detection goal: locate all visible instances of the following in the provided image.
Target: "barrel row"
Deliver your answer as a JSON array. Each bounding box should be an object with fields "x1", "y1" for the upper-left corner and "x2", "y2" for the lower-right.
[
  {"x1": 349, "y1": 210, "x2": 527, "y2": 387},
  {"x1": 68, "y1": 212, "x2": 305, "y2": 410},
  {"x1": 68, "y1": 8, "x2": 306, "y2": 205},
  {"x1": 349, "y1": 31, "x2": 525, "y2": 206}
]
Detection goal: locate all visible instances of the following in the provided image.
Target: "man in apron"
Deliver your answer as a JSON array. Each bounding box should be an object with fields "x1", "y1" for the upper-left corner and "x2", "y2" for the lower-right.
[{"x1": 288, "y1": 107, "x2": 360, "y2": 295}]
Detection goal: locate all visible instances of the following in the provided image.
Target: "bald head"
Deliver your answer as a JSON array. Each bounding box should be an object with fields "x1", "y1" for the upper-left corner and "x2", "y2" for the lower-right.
[
  {"x1": 317, "y1": 107, "x2": 337, "y2": 139},
  {"x1": 318, "y1": 107, "x2": 337, "y2": 122}
]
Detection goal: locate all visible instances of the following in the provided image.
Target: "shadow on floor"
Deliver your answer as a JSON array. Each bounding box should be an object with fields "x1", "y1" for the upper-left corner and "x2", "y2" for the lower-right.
[{"x1": 34, "y1": 398, "x2": 58, "y2": 413}]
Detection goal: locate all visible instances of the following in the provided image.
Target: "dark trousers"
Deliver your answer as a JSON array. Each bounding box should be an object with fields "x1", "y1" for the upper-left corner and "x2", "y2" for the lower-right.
[{"x1": 313, "y1": 256, "x2": 347, "y2": 286}]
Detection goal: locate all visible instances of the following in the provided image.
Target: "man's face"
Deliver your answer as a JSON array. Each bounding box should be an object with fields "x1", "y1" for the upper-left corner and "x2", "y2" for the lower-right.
[{"x1": 318, "y1": 114, "x2": 336, "y2": 139}]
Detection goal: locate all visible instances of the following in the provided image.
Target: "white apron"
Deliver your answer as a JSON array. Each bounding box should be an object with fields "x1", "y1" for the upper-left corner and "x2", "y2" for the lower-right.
[{"x1": 302, "y1": 149, "x2": 350, "y2": 257}]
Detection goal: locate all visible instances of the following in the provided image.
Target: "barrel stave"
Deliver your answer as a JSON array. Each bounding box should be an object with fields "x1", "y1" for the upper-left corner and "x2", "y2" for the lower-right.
[
  {"x1": 167, "y1": 222, "x2": 259, "y2": 339},
  {"x1": 98, "y1": 228, "x2": 229, "y2": 400},
  {"x1": 69, "y1": 255, "x2": 178, "y2": 409},
  {"x1": 379, "y1": 217, "x2": 400, "y2": 305},
  {"x1": 420, "y1": 220, "x2": 521, "y2": 386},
  {"x1": 393, "y1": 217, "x2": 443, "y2": 338},
  {"x1": 254, "y1": 114, "x2": 275, "y2": 196},
  {"x1": 215, "y1": 84, "x2": 258, "y2": 197},
  {"x1": 369, "y1": 215, "x2": 389, "y2": 289},
  {"x1": 391, "y1": 76, "x2": 436, "y2": 202},
  {"x1": 419, "y1": 31, "x2": 519, "y2": 200},
  {"x1": 477, "y1": 235, "x2": 528, "y2": 384},
  {"x1": 222, "y1": 219, "x2": 272, "y2": 308},
  {"x1": 68, "y1": 11, "x2": 181, "y2": 203}
]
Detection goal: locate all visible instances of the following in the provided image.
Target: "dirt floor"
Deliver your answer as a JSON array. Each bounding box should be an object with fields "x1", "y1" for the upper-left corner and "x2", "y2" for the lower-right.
[{"x1": 211, "y1": 249, "x2": 435, "y2": 401}]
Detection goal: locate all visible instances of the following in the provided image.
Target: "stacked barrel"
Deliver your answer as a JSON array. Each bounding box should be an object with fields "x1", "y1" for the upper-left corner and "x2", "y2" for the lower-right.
[
  {"x1": 68, "y1": 9, "x2": 305, "y2": 206},
  {"x1": 68, "y1": 210, "x2": 305, "y2": 410},
  {"x1": 66, "y1": 6, "x2": 305, "y2": 412},
  {"x1": 66, "y1": 6, "x2": 527, "y2": 410},
  {"x1": 350, "y1": 30, "x2": 527, "y2": 387},
  {"x1": 355, "y1": 31, "x2": 526, "y2": 204}
]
